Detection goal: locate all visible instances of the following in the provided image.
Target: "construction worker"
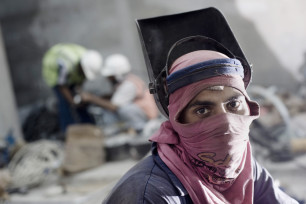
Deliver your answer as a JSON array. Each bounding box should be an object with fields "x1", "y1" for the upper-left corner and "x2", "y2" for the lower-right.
[
  {"x1": 42, "y1": 43, "x2": 103, "y2": 132},
  {"x1": 103, "y1": 8, "x2": 298, "y2": 204},
  {"x1": 79, "y1": 54, "x2": 158, "y2": 133}
]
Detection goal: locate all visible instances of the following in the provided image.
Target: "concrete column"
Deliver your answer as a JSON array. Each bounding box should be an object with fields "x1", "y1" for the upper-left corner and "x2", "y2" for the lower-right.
[{"x1": 0, "y1": 23, "x2": 23, "y2": 143}]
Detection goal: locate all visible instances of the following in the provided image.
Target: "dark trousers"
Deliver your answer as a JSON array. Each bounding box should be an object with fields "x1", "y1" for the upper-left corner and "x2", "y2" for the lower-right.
[{"x1": 53, "y1": 86, "x2": 95, "y2": 132}]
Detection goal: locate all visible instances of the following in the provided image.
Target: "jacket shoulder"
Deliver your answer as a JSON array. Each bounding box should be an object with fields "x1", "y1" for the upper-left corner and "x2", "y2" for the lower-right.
[{"x1": 103, "y1": 155, "x2": 185, "y2": 203}]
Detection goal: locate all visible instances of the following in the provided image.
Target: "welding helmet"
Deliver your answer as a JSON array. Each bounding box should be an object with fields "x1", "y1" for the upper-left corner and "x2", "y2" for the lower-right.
[{"x1": 136, "y1": 7, "x2": 252, "y2": 118}]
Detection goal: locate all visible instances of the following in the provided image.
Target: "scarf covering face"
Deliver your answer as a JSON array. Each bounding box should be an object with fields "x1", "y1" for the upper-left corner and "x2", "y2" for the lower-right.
[{"x1": 150, "y1": 51, "x2": 260, "y2": 204}]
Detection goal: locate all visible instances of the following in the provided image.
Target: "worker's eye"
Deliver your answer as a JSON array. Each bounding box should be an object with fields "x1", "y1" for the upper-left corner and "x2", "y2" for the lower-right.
[
  {"x1": 227, "y1": 100, "x2": 242, "y2": 112},
  {"x1": 194, "y1": 107, "x2": 210, "y2": 116}
]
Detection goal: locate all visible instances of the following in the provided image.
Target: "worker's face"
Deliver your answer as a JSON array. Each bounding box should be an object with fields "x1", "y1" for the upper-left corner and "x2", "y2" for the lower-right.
[
  {"x1": 78, "y1": 64, "x2": 86, "y2": 78},
  {"x1": 180, "y1": 86, "x2": 250, "y2": 124},
  {"x1": 107, "y1": 76, "x2": 117, "y2": 85}
]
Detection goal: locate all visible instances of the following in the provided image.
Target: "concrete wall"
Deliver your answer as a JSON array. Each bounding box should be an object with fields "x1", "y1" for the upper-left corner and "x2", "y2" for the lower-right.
[
  {"x1": 0, "y1": 0, "x2": 305, "y2": 117},
  {"x1": 0, "y1": 25, "x2": 22, "y2": 141}
]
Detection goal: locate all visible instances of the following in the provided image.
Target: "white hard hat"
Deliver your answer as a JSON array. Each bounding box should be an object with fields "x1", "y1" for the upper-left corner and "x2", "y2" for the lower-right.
[
  {"x1": 80, "y1": 50, "x2": 103, "y2": 80},
  {"x1": 102, "y1": 54, "x2": 131, "y2": 78}
]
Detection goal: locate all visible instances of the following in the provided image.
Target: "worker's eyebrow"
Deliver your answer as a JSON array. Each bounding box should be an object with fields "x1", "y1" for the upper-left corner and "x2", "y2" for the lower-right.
[{"x1": 186, "y1": 100, "x2": 215, "y2": 109}]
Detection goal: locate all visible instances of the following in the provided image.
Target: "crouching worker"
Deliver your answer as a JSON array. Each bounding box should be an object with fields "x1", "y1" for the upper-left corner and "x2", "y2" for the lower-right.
[
  {"x1": 103, "y1": 8, "x2": 298, "y2": 204},
  {"x1": 79, "y1": 54, "x2": 158, "y2": 133}
]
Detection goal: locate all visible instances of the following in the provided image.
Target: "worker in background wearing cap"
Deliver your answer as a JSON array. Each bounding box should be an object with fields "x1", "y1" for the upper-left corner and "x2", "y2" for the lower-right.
[
  {"x1": 103, "y1": 50, "x2": 298, "y2": 204},
  {"x1": 42, "y1": 43, "x2": 103, "y2": 132},
  {"x1": 79, "y1": 54, "x2": 158, "y2": 134}
]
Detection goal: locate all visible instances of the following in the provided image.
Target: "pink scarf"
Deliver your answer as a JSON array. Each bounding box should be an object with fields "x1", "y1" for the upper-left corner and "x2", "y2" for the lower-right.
[{"x1": 150, "y1": 74, "x2": 260, "y2": 204}]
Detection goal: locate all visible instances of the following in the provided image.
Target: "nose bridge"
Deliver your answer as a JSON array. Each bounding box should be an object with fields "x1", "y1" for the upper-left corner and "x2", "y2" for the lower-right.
[{"x1": 215, "y1": 103, "x2": 227, "y2": 114}]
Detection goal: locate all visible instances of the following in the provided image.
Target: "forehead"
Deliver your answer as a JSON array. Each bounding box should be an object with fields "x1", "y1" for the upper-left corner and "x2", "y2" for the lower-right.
[{"x1": 189, "y1": 86, "x2": 244, "y2": 103}]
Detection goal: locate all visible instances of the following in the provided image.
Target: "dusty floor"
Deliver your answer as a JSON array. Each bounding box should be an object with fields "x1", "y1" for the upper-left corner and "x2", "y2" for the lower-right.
[{"x1": 7, "y1": 159, "x2": 137, "y2": 204}]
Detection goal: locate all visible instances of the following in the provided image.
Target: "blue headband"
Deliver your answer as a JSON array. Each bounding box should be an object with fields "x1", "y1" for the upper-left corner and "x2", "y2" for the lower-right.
[{"x1": 166, "y1": 58, "x2": 244, "y2": 94}]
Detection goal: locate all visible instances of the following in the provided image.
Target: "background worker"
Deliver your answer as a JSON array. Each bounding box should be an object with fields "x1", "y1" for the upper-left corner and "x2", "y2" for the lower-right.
[
  {"x1": 79, "y1": 54, "x2": 158, "y2": 134},
  {"x1": 42, "y1": 43, "x2": 103, "y2": 132}
]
